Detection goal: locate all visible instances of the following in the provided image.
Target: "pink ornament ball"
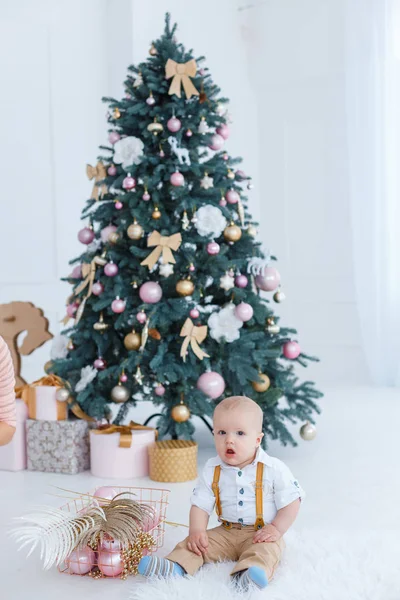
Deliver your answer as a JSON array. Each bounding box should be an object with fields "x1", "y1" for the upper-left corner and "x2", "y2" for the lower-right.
[
  {"x1": 167, "y1": 117, "x2": 182, "y2": 132},
  {"x1": 235, "y1": 274, "x2": 248, "y2": 288},
  {"x1": 216, "y1": 124, "x2": 230, "y2": 140},
  {"x1": 207, "y1": 242, "x2": 220, "y2": 255},
  {"x1": 78, "y1": 227, "x2": 95, "y2": 245},
  {"x1": 136, "y1": 311, "x2": 147, "y2": 324},
  {"x1": 108, "y1": 131, "x2": 121, "y2": 144},
  {"x1": 189, "y1": 264, "x2": 196, "y2": 272},
  {"x1": 115, "y1": 200, "x2": 123, "y2": 210},
  {"x1": 146, "y1": 95, "x2": 156, "y2": 106},
  {"x1": 170, "y1": 171, "x2": 185, "y2": 187},
  {"x1": 234, "y1": 302, "x2": 253, "y2": 322},
  {"x1": 226, "y1": 189, "x2": 240, "y2": 204},
  {"x1": 139, "y1": 281, "x2": 163, "y2": 304},
  {"x1": 142, "y1": 192, "x2": 151, "y2": 201},
  {"x1": 94, "y1": 357, "x2": 107, "y2": 370},
  {"x1": 97, "y1": 550, "x2": 123, "y2": 577},
  {"x1": 122, "y1": 175, "x2": 136, "y2": 190},
  {"x1": 155, "y1": 384, "x2": 165, "y2": 397},
  {"x1": 104, "y1": 261, "x2": 118, "y2": 277},
  {"x1": 208, "y1": 133, "x2": 225, "y2": 151},
  {"x1": 108, "y1": 164, "x2": 117, "y2": 176},
  {"x1": 92, "y1": 281, "x2": 104, "y2": 296},
  {"x1": 111, "y1": 298, "x2": 126, "y2": 313},
  {"x1": 222, "y1": 153, "x2": 229, "y2": 161},
  {"x1": 70, "y1": 264, "x2": 82, "y2": 279},
  {"x1": 94, "y1": 486, "x2": 118, "y2": 504},
  {"x1": 255, "y1": 267, "x2": 281, "y2": 292},
  {"x1": 219, "y1": 198, "x2": 227, "y2": 207},
  {"x1": 100, "y1": 224, "x2": 117, "y2": 243},
  {"x1": 186, "y1": 129, "x2": 193, "y2": 137},
  {"x1": 197, "y1": 371, "x2": 225, "y2": 399},
  {"x1": 190, "y1": 308, "x2": 200, "y2": 319},
  {"x1": 236, "y1": 169, "x2": 247, "y2": 180},
  {"x1": 120, "y1": 373, "x2": 128, "y2": 383},
  {"x1": 67, "y1": 547, "x2": 95, "y2": 575},
  {"x1": 66, "y1": 303, "x2": 79, "y2": 318},
  {"x1": 159, "y1": 150, "x2": 165, "y2": 158},
  {"x1": 283, "y1": 341, "x2": 301, "y2": 360}
]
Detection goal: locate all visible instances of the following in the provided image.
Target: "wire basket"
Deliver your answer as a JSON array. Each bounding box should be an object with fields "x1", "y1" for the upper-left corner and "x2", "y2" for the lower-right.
[{"x1": 57, "y1": 486, "x2": 170, "y2": 578}]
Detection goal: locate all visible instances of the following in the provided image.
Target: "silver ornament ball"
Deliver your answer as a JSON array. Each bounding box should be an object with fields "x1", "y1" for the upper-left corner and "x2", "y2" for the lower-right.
[
  {"x1": 56, "y1": 388, "x2": 70, "y2": 402},
  {"x1": 300, "y1": 421, "x2": 317, "y2": 441},
  {"x1": 110, "y1": 384, "x2": 130, "y2": 403}
]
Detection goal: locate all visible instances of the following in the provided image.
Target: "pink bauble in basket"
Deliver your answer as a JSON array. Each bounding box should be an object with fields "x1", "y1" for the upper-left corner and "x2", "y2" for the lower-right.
[
  {"x1": 67, "y1": 547, "x2": 95, "y2": 575},
  {"x1": 97, "y1": 550, "x2": 123, "y2": 577},
  {"x1": 94, "y1": 486, "x2": 118, "y2": 504}
]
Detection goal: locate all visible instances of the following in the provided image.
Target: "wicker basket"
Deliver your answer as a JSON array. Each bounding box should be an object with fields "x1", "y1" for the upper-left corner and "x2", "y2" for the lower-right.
[{"x1": 148, "y1": 440, "x2": 198, "y2": 482}]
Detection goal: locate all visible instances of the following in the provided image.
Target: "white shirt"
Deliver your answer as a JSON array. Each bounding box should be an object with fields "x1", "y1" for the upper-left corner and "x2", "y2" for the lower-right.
[{"x1": 191, "y1": 447, "x2": 305, "y2": 526}]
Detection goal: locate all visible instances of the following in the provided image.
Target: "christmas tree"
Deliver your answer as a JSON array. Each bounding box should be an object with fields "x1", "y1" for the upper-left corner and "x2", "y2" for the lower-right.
[{"x1": 51, "y1": 14, "x2": 322, "y2": 447}]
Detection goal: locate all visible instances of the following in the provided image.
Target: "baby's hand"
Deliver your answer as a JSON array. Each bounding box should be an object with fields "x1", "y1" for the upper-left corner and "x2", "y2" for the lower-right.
[
  {"x1": 187, "y1": 530, "x2": 209, "y2": 555},
  {"x1": 253, "y1": 523, "x2": 282, "y2": 544}
]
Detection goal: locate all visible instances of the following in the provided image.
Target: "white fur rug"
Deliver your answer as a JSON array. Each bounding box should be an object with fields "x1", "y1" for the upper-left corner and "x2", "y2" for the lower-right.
[{"x1": 130, "y1": 526, "x2": 400, "y2": 600}]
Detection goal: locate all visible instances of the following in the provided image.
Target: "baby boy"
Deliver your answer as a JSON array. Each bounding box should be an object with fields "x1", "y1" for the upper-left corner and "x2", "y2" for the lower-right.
[{"x1": 138, "y1": 395, "x2": 304, "y2": 591}]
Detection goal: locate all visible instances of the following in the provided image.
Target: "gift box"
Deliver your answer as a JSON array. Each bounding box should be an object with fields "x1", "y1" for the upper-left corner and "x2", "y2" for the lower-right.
[
  {"x1": 149, "y1": 440, "x2": 198, "y2": 482},
  {"x1": 26, "y1": 419, "x2": 90, "y2": 474},
  {"x1": 0, "y1": 399, "x2": 28, "y2": 471},
  {"x1": 90, "y1": 422, "x2": 156, "y2": 479},
  {"x1": 17, "y1": 375, "x2": 68, "y2": 421}
]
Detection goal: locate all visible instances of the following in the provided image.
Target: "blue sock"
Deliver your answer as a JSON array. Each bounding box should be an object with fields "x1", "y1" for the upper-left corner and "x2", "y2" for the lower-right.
[
  {"x1": 235, "y1": 566, "x2": 269, "y2": 590},
  {"x1": 138, "y1": 555, "x2": 185, "y2": 578}
]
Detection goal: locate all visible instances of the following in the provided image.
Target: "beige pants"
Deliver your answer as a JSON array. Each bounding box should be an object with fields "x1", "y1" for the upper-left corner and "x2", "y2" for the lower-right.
[{"x1": 166, "y1": 525, "x2": 285, "y2": 578}]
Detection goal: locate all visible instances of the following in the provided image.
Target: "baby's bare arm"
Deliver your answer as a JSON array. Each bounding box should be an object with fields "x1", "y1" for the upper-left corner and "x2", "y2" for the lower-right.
[
  {"x1": 0, "y1": 422, "x2": 15, "y2": 446},
  {"x1": 254, "y1": 499, "x2": 301, "y2": 543},
  {"x1": 188, "y1": 506, "x2": 210, "y2": 555}
]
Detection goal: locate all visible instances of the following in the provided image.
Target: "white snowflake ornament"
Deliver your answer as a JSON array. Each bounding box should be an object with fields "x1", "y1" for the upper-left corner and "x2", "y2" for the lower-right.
[
  {"x1": 113, "y1": 136, "x2": 144, "y2": 170},
  {"x1": 200, "y1": 174, "x2": 214, "y2": 190},
  {"x1": 133, "y1": 73, "x2": 143, "y2": 87},
  {"x1": 220, "y1": 272, "x2": 235, "y2": 291},
  {"x1": 194, "y1": 205, "x2": 227, "y2": 238}
]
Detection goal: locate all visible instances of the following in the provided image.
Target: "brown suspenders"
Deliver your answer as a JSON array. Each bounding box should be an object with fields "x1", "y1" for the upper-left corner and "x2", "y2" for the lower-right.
[{"x1": 212, "y1": 462, "x2": 265, "y2": 530}]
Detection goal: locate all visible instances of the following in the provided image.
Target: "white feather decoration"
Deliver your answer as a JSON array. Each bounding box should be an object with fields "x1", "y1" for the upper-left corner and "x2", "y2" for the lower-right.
[
  {"x1": 75, "y1": 366, "x2": 98, "y2": 392},
  {"x1": 9, "y1": 503, "x2": 105, "y2": 570},
  {"x1": 50, "y1": 335, "x2": 69, "y2": 360}
]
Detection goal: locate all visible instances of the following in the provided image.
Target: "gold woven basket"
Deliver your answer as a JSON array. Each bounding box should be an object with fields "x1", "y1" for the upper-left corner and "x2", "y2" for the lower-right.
[{"x1": 148, "y1": 440, "x2": 198, "y2": 482}]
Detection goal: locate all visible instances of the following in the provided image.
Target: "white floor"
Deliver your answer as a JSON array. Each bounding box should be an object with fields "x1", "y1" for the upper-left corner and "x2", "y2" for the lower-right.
[{"x1": 0, "y1": 386, "x2": 399, "y2": 599}]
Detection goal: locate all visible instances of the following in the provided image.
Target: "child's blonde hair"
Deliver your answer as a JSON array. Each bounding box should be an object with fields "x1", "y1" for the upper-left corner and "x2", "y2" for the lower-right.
[{"x1": 213, "y1": 395, "x2": 263, "y2": 431}]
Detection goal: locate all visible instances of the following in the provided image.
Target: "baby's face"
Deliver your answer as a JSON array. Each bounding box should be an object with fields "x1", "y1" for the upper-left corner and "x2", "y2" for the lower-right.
[{"x1": 213, "y1": 408, "x2": 263, "y2": 469}]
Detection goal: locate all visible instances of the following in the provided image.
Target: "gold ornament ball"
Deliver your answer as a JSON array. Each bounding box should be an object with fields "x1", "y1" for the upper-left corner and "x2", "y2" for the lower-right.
[
  {"x1": 224, "y1": 223, "x2": 242, "y2": 243},
  {"x1": 267, "y1": 324, "x2": 280, "y2": 334},
  {"x1": 108, "y1": 231, "x2": 120, "y2": 244},
  {"x1": 55, "y1": 387, "x2": 70, "y2": 402},
  {"x1": 93, "y1": 315, "x2": 109, "y2": 333},
  {"x1": 171, "y1": 403, "x2": 190, "y2": 423},
  {"x1": 300, "y1": 421, "x2": 317, "y2": 441},
  {"x1": 176, "y1": 278, "x2": 195, "y2": 297},
  {"x1": 127, "y1": 221, "x2": 143, "y2": 240},
  {"x1": 247, "y1": 225, "x2": 257, "y2": 238},
  {"x1": 152, "y1": 207, "x2": 162, "y2": 220},
  {"x1": 113, "y1": 107, "x2": 121, "y2": 119},
  {"x1": 227, "y1": 169, "x2": 235, "y2": 180},
  {"x1": 124, "y1": 330, "x2": 141, "y2": 351},
  {"x1": 251, "y1": 373, "x2": 271, "y2": 393},
  {"x1": 44, "y1": 360, "x2": 54, "y2": 374},
  {"x1": 149, "y1": 44, "x2": 157, "y2": 56},
  {"x1": 111, "y1": 384, "x2": 130, "y2": 403}
]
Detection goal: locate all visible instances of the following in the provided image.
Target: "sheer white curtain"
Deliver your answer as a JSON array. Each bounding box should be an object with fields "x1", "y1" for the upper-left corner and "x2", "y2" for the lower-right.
[{"x1": 345, "y1": 0, "x2": 400, "y2": 385}]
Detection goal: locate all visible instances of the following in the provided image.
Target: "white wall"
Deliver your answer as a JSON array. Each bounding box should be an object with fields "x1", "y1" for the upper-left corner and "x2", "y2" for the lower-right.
[
  {"x1": 240, "y1": 0, "x2": 369, "y2": 384},
  {"x1": 0, "y1": 0, "x2": 368, "y2": 388}
]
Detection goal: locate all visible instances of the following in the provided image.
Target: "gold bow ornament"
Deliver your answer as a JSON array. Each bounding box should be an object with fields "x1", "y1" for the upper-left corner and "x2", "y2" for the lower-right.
[
  {"x1": 86, "y1": 161, "x2": 108, "y2": 201},
  {"x1": 15, "y1": 375, "x2": 96, "y2": 422},
  {"x1": 165, "y1": 59, "x2": 200, "y2": 99},
  {"x1": 140, "y1": 231, "x2": 182, "y2": 270},
  {"x1": 180, "y1": 318, "x2": 210, "y2": 362},
  {"x1": 62, "y1": 257, "x2": 101, "y2": 325},
  {"x1": 92, "y1": 421, "x2": 158, "y2": 448}
]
